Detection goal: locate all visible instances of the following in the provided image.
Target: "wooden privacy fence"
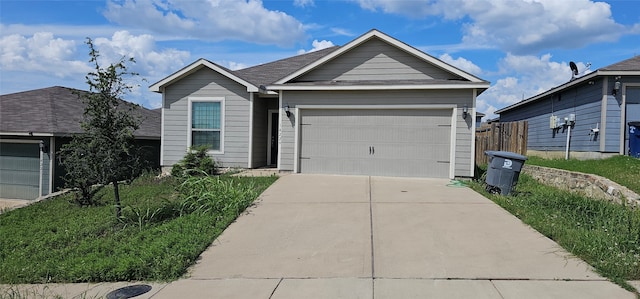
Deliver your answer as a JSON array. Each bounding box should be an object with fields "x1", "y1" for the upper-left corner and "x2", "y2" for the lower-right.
[{"x1": 475, "y1": 121, "x2": 528, "y2": 165}]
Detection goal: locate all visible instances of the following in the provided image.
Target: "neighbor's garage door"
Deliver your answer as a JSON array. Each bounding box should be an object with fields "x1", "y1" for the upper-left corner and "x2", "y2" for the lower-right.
[
  {"x1": 0, "y1": 142, "x2": 41, "y2": 199},
  {"x1": 299, "y1": 109, "x2": 452, "y2": 178}
]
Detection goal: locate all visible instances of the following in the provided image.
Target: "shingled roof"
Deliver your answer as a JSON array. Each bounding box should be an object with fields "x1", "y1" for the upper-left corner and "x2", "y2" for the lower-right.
[
  {"x1": 600, "y1": 55, "x2": 640, "y2": 71},
  {"x1": 232, "y1": 46, "x2": 340, "y2": 86},
  {"x1": 0, "y1": 86, "x2": 160, "y2": 139}
]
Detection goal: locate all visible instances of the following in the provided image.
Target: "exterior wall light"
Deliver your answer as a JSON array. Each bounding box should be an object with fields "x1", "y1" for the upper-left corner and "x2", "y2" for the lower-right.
[
  {"x1": 284, "y1": 104, "x2": 291, "y2": 117},
  {"x1": 462, "y1": 104, "x2": 468, "y2": 119}
]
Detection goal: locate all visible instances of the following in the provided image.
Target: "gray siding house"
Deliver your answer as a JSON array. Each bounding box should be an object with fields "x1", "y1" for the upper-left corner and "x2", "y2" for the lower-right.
[
  {"x1": 496, "y1": 56, "x2": 640, "y2": 159},
  {"x1": 150, "y1": 29, "x2": 490, "y2": 178},
  {"x1": 0, "y1": 86, "x2": 161, "y2": 200}
]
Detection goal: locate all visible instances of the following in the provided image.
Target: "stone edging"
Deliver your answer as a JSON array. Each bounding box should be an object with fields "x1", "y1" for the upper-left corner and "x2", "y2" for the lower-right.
[{"x1": 522, "y1": 165, "x2": 640, "y2": 208}]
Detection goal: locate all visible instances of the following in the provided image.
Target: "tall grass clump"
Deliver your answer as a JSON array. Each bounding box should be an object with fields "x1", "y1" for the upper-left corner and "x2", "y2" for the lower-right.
[{"x1": 177, "y1": 174, "x2": 259, "y2": 218}]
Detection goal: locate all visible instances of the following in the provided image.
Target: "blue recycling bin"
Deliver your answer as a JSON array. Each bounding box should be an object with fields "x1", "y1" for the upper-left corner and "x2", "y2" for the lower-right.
[
  {"x1": 629, "y1": 122, "x2": 640, "y2": 158},
  {"x1": 485, "y1": 151, "x2": 528, "y2": 195}
]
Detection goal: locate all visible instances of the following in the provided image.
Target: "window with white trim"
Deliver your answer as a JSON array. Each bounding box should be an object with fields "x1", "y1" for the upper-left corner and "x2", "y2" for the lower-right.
[{"x1": 188, "y1": 97, "x2": 224, "y2": 152}]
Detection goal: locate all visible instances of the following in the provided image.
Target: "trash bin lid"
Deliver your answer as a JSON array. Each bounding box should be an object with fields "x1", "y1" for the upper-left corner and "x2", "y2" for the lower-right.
[
  {"x1": 488, "y1": 151, "x2": 528, "y2": 161},
  {"x1": 629, "y1": 121, "x2": 640, "y2": 127},
  {"x1": 485, "y1": 150, "x2": 497, "y2": 157}
]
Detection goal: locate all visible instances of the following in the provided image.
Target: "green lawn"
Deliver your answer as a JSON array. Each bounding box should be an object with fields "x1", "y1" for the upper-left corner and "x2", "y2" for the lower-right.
[
  {"x1": 526, "y1": 155, "x2": 640, "y2": 194},
  {"x1": 0, "y1": 174, "x2": 278, "y2": 284},
  {"x1": 471, "y1": 168, "x2": 640, "y2": 290}
]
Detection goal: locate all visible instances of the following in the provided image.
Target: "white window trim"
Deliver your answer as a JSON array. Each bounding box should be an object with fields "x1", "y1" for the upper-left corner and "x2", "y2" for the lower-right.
[{"x1": 187, "y1": 97, "x2": 225, "y2": 154}]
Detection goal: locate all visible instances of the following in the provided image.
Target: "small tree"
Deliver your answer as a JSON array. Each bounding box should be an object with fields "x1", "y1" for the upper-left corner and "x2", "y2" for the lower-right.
[{"x1": 60, "y1": 38, "x2": 142, "y2": 218}]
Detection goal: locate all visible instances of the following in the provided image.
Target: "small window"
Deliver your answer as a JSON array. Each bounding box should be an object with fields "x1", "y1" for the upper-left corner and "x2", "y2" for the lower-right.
[{"x1": 188, "y1": 98, "x2": 224, "y2": 153}]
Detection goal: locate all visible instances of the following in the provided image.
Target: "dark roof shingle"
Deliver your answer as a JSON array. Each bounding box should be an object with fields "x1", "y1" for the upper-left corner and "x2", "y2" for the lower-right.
[
  {"x1": 233, "y1": 46, "x2": 339, "y2": 86},
  {"x1": 600, "y1": 56, "x2": 640, "y2": 71},
  {"x1": 0, "y1": 86, "x2": 160, "y2": 139}
]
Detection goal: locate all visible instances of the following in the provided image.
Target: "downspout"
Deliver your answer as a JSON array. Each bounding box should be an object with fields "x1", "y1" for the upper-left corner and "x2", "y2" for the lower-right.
[{"x1": 38, "y1": 141, "x2": 44, "y2": 198}]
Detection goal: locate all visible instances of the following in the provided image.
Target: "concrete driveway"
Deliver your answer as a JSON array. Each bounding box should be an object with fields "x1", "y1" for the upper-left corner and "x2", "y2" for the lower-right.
[
  {"x1": 152, "y1": 174, "x2": 633, "y2": 299},
  {"x1": 6, "y1": 175, "x2": 632, "y2": 298}
]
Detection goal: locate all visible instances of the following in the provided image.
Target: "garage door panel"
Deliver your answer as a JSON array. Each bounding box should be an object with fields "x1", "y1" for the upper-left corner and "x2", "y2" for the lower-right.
[
  {"x1": 301, "y1": 141, "x2": 370, "y2": 158},
  {"x1": 372, "y1": 144, "x2": 450, "y2": 161},
  {"x1": 302, "y1": 125, "x2": 380, "y2": 143},
  {"x1": 371, "y1": 158, "x2": 449, "y2": 178},
  {"x1": 300, "y1": 157, "x2": 373, "y2": 175},
  {"x1": 0, "y1": 143, "x2": 40, "y2": 199},
  {"x1": 299, "y1": 109, "x2": 452, "y2": 178}
]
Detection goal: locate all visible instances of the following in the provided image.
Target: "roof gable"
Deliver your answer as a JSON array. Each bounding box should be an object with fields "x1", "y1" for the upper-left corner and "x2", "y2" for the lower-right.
[
  {"x1": 274, "y1": 29, "x2": 486, "y2": 85},
  {"x1": 294, "y1": 37, "x2": 461, "y2": 82},
  {"x1": 149, "y1": 58, "x2": 259, "y2": 93}
]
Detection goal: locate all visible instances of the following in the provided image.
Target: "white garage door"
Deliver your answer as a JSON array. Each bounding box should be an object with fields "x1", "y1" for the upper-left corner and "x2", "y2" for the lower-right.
[
  {"x1": 299, "y1": 109, "x2": 452, "y2": 178},
  {"x1": 0, "y1": 142, "x2": 41, "y2": 199}
]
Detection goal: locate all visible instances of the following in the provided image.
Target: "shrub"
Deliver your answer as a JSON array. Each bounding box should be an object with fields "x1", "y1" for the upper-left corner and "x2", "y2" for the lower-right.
[{"x1": 171, "y1": 146, "x2": 217, "y2": 178}]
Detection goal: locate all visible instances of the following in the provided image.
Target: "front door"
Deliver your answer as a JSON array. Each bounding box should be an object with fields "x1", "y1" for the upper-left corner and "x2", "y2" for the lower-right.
[{"x1": 268, "y1": 111, "x2": 279, "y2": 166}]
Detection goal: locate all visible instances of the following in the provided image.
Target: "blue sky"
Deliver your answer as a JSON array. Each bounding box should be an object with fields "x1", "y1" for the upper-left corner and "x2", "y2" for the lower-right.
[{"x1": 1, "y1": 0, "x2": 639, "y2": 119}]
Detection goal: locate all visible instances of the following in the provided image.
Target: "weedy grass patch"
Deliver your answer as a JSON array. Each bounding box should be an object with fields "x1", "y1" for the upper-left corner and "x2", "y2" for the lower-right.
[
  {"x1": 470, "y1": 171, "x2": 640, "y2": 288},
  {"x1": 0, "y1": 173, "x2": 278, "y2": 284}
]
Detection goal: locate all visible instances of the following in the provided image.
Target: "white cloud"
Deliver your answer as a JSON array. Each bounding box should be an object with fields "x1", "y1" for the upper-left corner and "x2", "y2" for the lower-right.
[
  {"x1": 0, "y1": 31, "x2": 188, "y2": 109},
  {"x1": 294, "y1": 0, "x2": 314, "y2": 8},
  {"x1": 331, "y1": 27, "x2": 357, "y2": 37},
  {"x1": 103, "y1": 0, "x2": 306, "y2": 47},
  {"x1": 353, "y1": 0, "x2": 439, "y2": 18},
  {"x1": 478, "y1": 53, "x2": 590, "y2": 118},
  {"x1": 92, "y1": 31, "x2": 190, "y2": 77},
  {"x1": 225, "y1": 61, "x2": 250, "y2": 70},
  {"x1": 0, "y1": 32, "x2": 90, "y2": 77},
  {"x1": 352, "y1": 0, "x2": 637, "y2": 54},
  {"x1": 297, "y1": 39, "x2": 335, "y2": 54},
  {"x1": 0, "y1": 23, "x2": 128, "y2": 40},
  {"x1": 439, "y1": 53, "x2": 482, "y2": 75}
]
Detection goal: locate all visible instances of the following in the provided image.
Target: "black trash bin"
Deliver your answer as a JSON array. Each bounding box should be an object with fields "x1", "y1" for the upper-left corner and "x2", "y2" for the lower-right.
[
  {"x1": 484, "y1": 151, "x2": 528, "y2": 195},
  {"x1": 629, "y1": 122, "x2": 640, "y2": 158}
]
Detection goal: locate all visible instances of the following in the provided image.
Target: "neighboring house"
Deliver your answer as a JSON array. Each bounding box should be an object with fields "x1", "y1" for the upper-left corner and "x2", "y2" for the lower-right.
[
  {"x1": 0, "y1": 86, "x2": 161, "y2": 200},
  {"x1": 150, "y1": 29, "x2": 490, "y2": 178},
  {"x1": 475, "y1": 112, "x2": 485, "y2": 128},
  {"x1": 496, "y1": 56, "x2": 640, "y2": 159}
]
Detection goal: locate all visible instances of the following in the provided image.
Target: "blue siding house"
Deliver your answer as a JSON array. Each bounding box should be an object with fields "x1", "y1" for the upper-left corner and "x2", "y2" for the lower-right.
[{"x1": 496, "y1": 56, "x2": 640, "y2": 159}]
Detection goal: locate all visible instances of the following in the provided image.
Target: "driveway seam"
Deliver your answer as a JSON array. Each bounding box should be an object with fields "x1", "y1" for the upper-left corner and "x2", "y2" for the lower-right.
[
  {"x1": 368, "y1": 176, "x2": 376, "y2": 299},
  {"x1": 268, "y1": 278, "x2": 283, "y2": 299},
  {"x1": 489, "y1": 279, "x2": 507, "y2": 299}
]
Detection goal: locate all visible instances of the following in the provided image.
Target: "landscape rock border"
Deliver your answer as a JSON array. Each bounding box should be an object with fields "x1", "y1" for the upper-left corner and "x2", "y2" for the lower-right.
[{"x1": 522, "y1": 165, "x2": 640, "y2": 208}]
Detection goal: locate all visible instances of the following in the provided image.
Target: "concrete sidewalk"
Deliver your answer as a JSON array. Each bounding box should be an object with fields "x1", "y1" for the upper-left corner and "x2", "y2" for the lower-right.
[{"x1": 2, "y1": 175, "x2": 636, "y2": 298}]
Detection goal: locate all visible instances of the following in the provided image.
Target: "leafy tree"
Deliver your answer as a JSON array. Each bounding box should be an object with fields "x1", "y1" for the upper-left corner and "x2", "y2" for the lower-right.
[{"x1": 59, "y1": 38, "x2": 143, "y2": 218}]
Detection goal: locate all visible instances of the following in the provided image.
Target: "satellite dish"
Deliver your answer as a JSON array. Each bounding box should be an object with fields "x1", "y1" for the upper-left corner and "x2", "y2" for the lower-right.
[{"x1": 569, "y1": 61, "x2": 578, "y2": 80}]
